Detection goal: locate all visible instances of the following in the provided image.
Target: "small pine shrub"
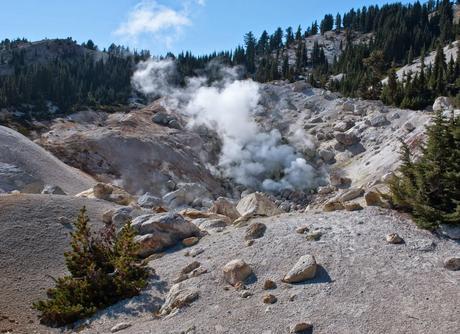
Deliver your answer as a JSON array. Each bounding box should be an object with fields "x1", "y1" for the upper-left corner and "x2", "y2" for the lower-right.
[
  {"x1": 390, "y1": 112, "x2": 460, "y2": 229},
  {"x1": 33, "y1": 207, "x2": 148, "y2": 326}
]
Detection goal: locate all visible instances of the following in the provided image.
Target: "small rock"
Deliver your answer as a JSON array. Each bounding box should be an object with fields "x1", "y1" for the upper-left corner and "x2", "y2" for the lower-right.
[
  {"x1": 410, "y1": 240, "x2": 436, "y2": 252},
  {"x1": 317, "y1": 185, "x2": 335, "y2": 195},
  {"x1": 344, "y1": 203, "x2": 363, "y2": 211},
  {"x1": 181, "y1": 261, "x2": 201, "y2": 275},
  {"x1": 323, "y1": 200, "x2": 345, "y2": 212},
  {"x1": 365, "y1": 190, "x2": 390, "y2": 208},
  {"x1": 111, "y1": 322, "x2": 132, "y2": 333},
  {"x1": 186, "y1": 247, "x2": 205, "y2": 257},
  {"x1": 306, "y1": 230, "x2": 322, "y2": 241},
  {"x1": 318, "y1": 149, "x2": 335, "y2": 163},
  {"x1": 263, "y1": 279, "x2": 277, "y2": 290},
  {"x1": 102, "y1": 209, "x2": 114, "y2": 224},
  {"x1": 245, "y1": 222, "x2": 267, "y2": 240},
  {"x1": 245, "y1": 239, "x2": 255, "y2": 247},
  {"x1": 386, "y1": 233, "x2": 404, "y2": 244},
  {"x1": 41, "y1": 185, "x2": 66, "y2": 195},
  {"x1": 223, "y1": 259, "x2": 253, "y2": 286},
  {"x1": 296, "y1": 225, "x2": 310, "y2": 234},
  {"x1": 173, "y1": 273, "x2": 189, "y2": 284},
  {"x1": 404, "y1": 122, "x2": 415, "y2": 132},
  {"x1": 262, "y1": 294, "x2": 277, "y2": 304},
  {"x1": 283, "y1": 255, "x2": 317, "y2": 283},
  {"x1": 182, "y1": 237, "x2": 199, "y2": 247},
  {"x1": 433, "y1": 96, "x2": 452, "y2": 112},
  {"x1": 240, "y1": 290, "x2": 253, "y2": 298},
  {"x1": 290, "y1": 322, "x2": 313, "y2": 333},
  {"x1": 335, "y1": 132, "x2": 360, "y2": 146},
  {"x1": 443, "y1": 257, "x2": 460, "y2": 271}
]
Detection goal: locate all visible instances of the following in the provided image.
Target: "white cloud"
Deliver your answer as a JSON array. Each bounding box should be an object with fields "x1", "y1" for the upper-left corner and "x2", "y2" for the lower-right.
[{"x1": 115, "y1": 0, "x2": 194, "y2": 49}]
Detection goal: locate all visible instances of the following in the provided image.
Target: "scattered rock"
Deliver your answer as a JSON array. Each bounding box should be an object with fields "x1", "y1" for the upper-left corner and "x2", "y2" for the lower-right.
[
  {"x1": 181, "y1": 261, "x2": 201, "y2": 275},
  {"x1": 186, "y1": 247, "x2": 205, "y2": 257},
  {"x1": 443, "y1": 257, "x2": 460, "y2": 271},
  {"x1": 41, "y1": 184, "x2": 66, "y2": 195},
  {"x1": 335, "y1": 132, "x2": 360, "y2": 146},
  {"x1": 342, "y1": 101, "x2": 355, "y2": 112},
  {"x1": 245, "y1": 240, "x2": 255, "y2": 247},
  {"x1": 323, "y1": 200, "x2": 345, "y2": 212},
  {"x1": 240, "y1": 291, "x2": 253, "y2": 298},
  {"x1": 102, "y1": 209, "x2": 114, "y2": 224},
  {"x1": 76, "y1": 183, "x2": 133, "y2": 205},
  {"x1": 333, "y1": 119, "x2": 355, "y2": 132},
  {"x1": 404, "y1": 122, "x2": 415, "y2": 132},
  {"x1": 329, "y1": 173, "x2": 352, "y2": 187},
  {"x1": 163, "y1": 183, "x2": 211, "y2": 209},
  {"x1": 223, "y1": 259, "x2": 253, "y2": 286},
  {"x1": 209, "y1": 197, "x2": 241, "y2": 221},
  {"x1": 262, "y1": 294, "x2": 277, "y2": 304},
  {"x1": 386, "y1": 233, "x2": 404, "y2": 244},
  {"x1": 296, "y1": 225, "x2": 310, "y2": 234},
  {"x1": 263, "y1": 279, "x2": 277, "y2": 290},
  {"x1": 344, "y1": 202, "x2": 363, "y2": 211},
  {"x1": 245, "y1": 222, "x2": 267, "y2": 240},
  {"x1": 410, "y1": 240, "x2": 436, "y2": 252},
  {"x1": 236, "y1": 192, "x2": 283, "y2": 218},
  {"x1": 110, "y1": 322, "x2": 132, "y2": 333},
  {"x1": 317, "y1": 185, "x2": 335, "y2": 195},
  {"x1": 182, "y1": 237, "x2": 199, "y2": 247},
  {"x1": 283, "y1": 255, "x2": 317, "y2": 283},
  {"x1": 438, "y1": 224, "x2": 460, "y2": 240},
  {"x1": 132, "y1": 213, "x2": 201, "y2": 257},
  {"x1": 318, "y1": 149, "x2": 335, "y2": 163},
  {"x1": 138, "y1": 192, "x2": 163, "y2": 209},
  {"x1": 159, "y1": 282, "x2": 200, "y2": 316},
  {"x1": 306, "y1": 230, "x2": 322, "y2": 241},
  {"x1": 364, "y1": 190, "x2": 390, "y2": 208},
  {"x1": 368, "y1": 114, "x2": 389, "y2": 127},
  {"x1": 338, "y1": 188, "x2": 364, "y2": 202},
  {"x1": 290, "y1": 322, "x2": 313, "y2": 333}
]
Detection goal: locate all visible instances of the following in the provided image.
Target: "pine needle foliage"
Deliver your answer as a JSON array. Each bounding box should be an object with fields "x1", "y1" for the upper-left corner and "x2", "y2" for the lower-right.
[
  {"x1": 33, "y1": 207, "x2": 148, "y2": 326},
  {"x1": 390, "y1": 112, "x2": 460, "y2": 229}
]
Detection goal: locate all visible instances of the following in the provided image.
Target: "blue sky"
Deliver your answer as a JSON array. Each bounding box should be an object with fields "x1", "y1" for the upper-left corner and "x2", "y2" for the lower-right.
[{"x1": 1, "y1": 0, "x2": 415, "y2": 56}]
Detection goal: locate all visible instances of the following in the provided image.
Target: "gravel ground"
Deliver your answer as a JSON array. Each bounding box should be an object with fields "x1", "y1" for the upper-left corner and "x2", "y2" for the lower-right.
[
  {"x1": 76, "y1": 207, "x2": 460, "y2": 334},
  {"x1": 0, "y1": 194, "x2": 118, "y2": 334}
]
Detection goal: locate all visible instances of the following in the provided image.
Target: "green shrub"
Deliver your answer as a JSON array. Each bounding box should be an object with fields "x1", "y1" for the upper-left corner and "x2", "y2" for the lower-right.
[
  {"x1": 33, "y1": 207, "x2": 148, "y2": 326},
  {"x1": 390, "y1": 112, "x2": 460, "y2": 229}
]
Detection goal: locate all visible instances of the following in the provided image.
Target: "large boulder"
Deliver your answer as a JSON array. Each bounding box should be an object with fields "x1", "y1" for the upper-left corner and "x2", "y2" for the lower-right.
[
  {"x1": 236, "y1": 192, "x2": 282, "y2": 218},
  {"x1": 433, "y1": 96, "x2": 453, "y2": 112},
  {"x1": 209, "y1": 197, "x2": 241, "y2": 221},
  {"x1": 132, "y1": 213, "x2": 201, "y2": 257},
  {"x1": 163, "y1": 183, "x2": 212, "y2": 209}
]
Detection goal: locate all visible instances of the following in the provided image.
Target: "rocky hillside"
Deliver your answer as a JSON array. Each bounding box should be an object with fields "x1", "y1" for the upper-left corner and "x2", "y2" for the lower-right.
[{"x1": 1, "y1": 78, "x2": 459, "y2": 334}]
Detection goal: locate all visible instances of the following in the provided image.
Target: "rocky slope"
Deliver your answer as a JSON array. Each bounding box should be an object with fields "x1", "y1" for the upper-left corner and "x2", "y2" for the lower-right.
[
  {"x1": 38, "y1": 101, "x2": 224, "y2": 198},
  {"x1": 0, "y1": 125, "x2": 95, "y2": 194},
  {"x1": 76, "y1": 208, "x2": 460, "y2": 334},
  {"x1": 0, "y1": 194, "x2": 119, "y2": 334}
]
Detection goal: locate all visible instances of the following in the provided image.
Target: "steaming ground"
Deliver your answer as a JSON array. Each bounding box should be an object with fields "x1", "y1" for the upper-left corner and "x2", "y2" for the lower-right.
[{"x1": 132, "y1": 59, "x2": 326, "y2": 193}]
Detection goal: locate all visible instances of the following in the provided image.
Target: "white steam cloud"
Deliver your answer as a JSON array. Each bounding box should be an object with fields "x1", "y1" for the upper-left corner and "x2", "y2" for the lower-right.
[{"x1": 132, "y1": 58, "x2": 323, "y2": 192}]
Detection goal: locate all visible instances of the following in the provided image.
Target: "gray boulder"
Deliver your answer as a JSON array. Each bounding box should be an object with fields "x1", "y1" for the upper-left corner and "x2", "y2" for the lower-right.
[
  {"x1": 138, "y1": 192, "x2": 163, "y2": 209},
  {"x1": 163, "y1": 183, "x2": 212, "y2": 209},
  {"x1": 335, "y1": 132, "x2": 360, "y2": 146},
  {"x1": 132, "y1": 212, "x2": 201, "y2": 257}
]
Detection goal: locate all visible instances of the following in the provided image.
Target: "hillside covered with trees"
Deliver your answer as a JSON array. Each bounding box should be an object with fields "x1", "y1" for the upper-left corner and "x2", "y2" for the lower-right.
[{"x1": 2, "y1": 0, "x2": 460, "y2": 117}]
